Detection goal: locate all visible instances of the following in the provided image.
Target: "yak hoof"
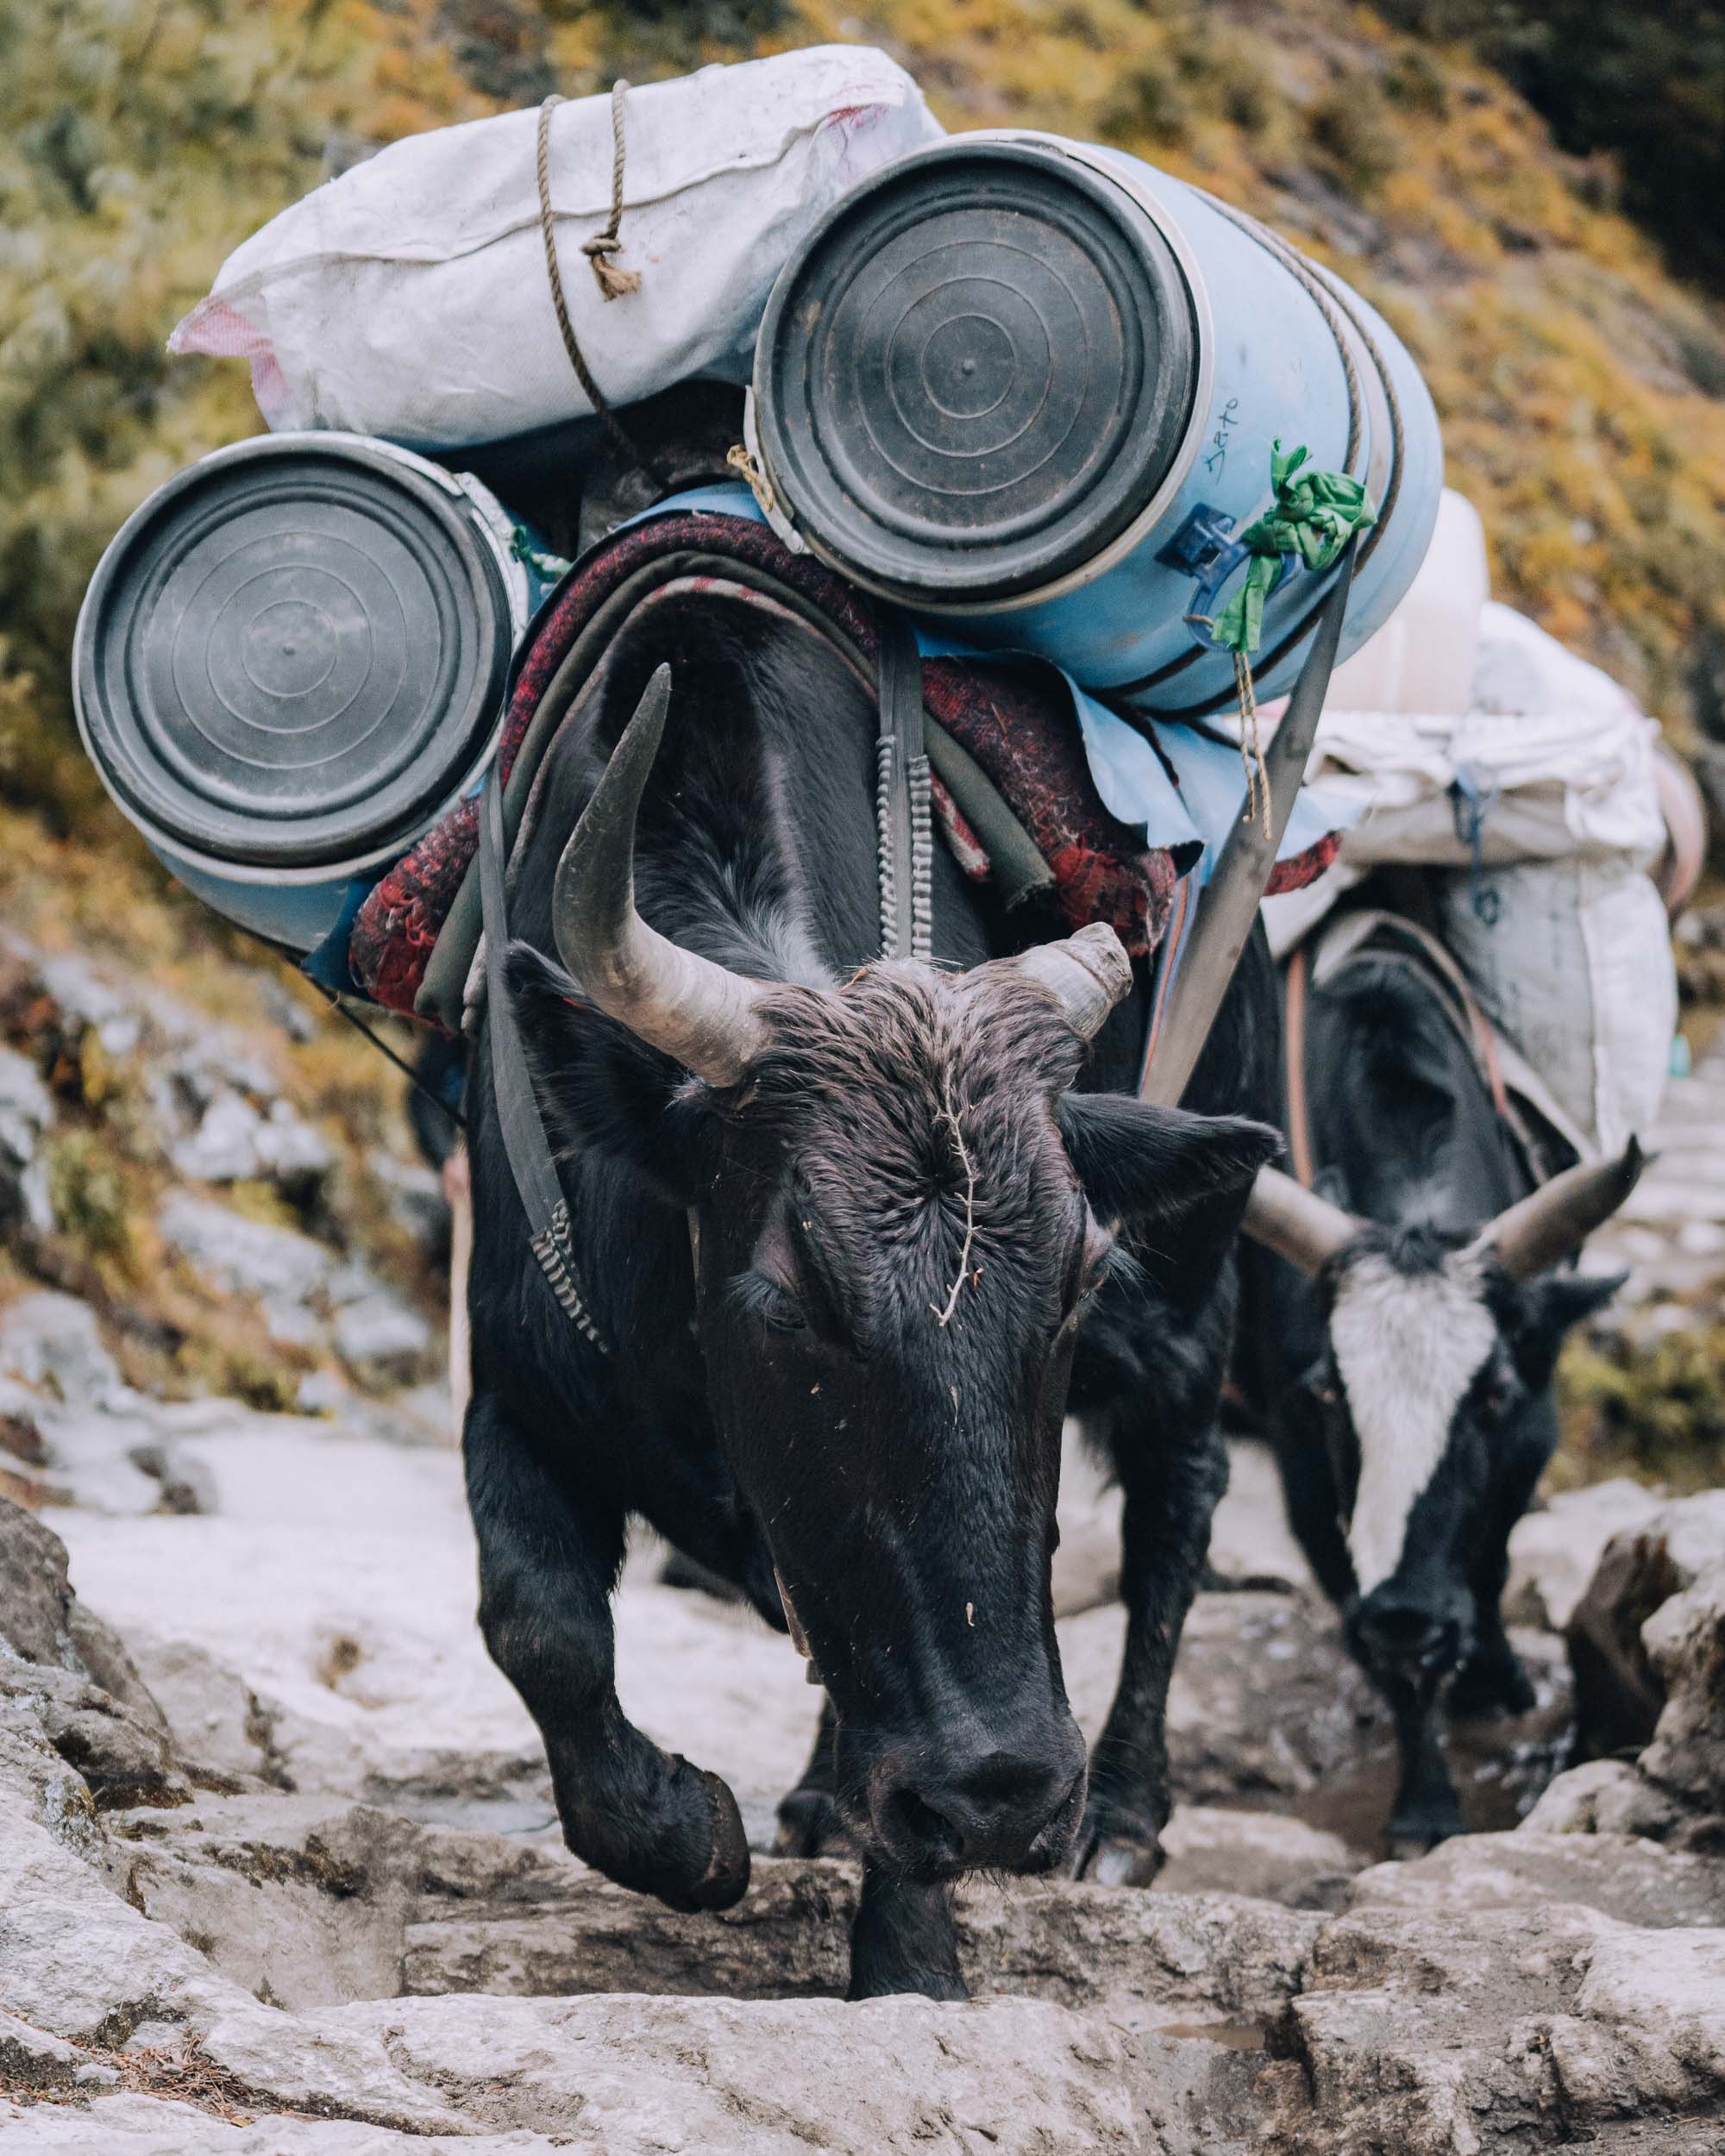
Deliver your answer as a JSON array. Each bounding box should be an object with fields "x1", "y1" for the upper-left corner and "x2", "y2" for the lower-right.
[
  {"x1": 774, "y1": 1786, "x2": 850, "y2": 1858},
  {"x1": 693, "y1": 1769, "x2": 750, "y2": 1909},
  {"x1": 1069, "y1": 1796, "x2": 1165, "y2": 1888},
  {"x1": 1071, "y1": 1829, "x2": 1164, "y2": 1888},
  {"x1": 1387, "y1": 1799, "x2": 1467, "y2": 1855}
]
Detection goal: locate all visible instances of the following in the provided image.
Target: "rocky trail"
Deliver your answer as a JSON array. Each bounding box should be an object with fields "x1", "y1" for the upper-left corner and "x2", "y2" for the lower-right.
[{"x1": 3, "y1": 931, "x2": 1725, "y2": 2152}]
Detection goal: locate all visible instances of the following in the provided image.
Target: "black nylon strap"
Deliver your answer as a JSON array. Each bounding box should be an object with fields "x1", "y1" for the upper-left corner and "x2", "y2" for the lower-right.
[
  {"x1": 480, "y1": 774, "x2": 607, "y2": 1351},
  {"x1": 483, "y1": 603, "x2": 933, "y2": 1350}
]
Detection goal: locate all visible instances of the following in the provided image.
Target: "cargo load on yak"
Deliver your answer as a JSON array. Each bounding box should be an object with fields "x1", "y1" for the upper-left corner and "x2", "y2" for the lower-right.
[
  {"x1": 1258, "y1": 488, "x2": 1690, "y2": 1168},
  {"x1": 78, "y1": 45, "x2": 1451, "y2": 1085}
]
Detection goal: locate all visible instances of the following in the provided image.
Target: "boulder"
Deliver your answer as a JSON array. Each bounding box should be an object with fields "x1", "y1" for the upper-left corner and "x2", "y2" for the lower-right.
[
  {"x1": 1349, "y1": 1827, "x2": 1725, "y2": 1929},
  {"x1": 0, "y1": 1499, "x2": 182, "y2": 1809},
  {"x1": 0, "y1": 1491, "x2": 83, "y2": 1667},
  {"x1": 1264, "y1": 1900, "x2": 1725, "y2": 2154},
  {"x1": 1505, "y1": 1478, "x2": 1664, "y2": 1631},
  {"x1": 112, "y1": 1795, "x2": 423, "y2": 2012},
  {"x1": 302, "y1": 1991, "x2": 1171, "y2": 2155},
  {"x1": 398, "y1": 1839, "x2": 1317, "y2": 2032},
  {"x1": 125, "y1": 1637, "x2": 292, "y2": 1791},
  {"x1": 0, "y1": 1658, "x2": 189, "y2": 1813},
  {"x1": 1566, "y1": 1490, "x2": 1725, "y2": 1818},
  {"x1": 330, "y1": 1293, "x2": 433, "y2": 1385},
  {"x1": 0, "y1": 1499, "x2": 161, "y2": 1730},
  {"x1": 1159, "y1": 1807, "x2": 1362, "y2": 1909},
  {"x1": 1518, "y1": 1757, "x2": 1690, "y2": 1840}
]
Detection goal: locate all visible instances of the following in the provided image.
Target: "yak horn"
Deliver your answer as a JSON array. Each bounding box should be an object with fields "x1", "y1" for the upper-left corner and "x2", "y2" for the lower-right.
[
  {"x1": 1472, "y1": 1138, "x2": 1646, "y2": 1282},
  {"x1": 1240, "y1": 1164, "x2": 1358, "y2": 1275},
  {"x1": 1006, "y1": 923, "x2": 1134, "y2": 1041},
  {"x1": 554, "y1": 664, "x2": 772, "y2": 1087}
]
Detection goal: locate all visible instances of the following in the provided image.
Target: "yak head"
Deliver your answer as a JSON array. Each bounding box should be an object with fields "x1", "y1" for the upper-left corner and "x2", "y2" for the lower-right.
[
  {"x1": 509, "y1": 666, "x2": 1276, "y2": 1882},
  {"x1": 1242, "y1": 1155, "x2": 1640, "y2": 1689}
]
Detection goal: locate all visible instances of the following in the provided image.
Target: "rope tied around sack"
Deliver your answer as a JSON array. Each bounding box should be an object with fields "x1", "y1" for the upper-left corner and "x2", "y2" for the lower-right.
[
  {"x1": 535, "y1": 86, "x2": 669, "y2": 488},
  {"x1": 581, "y1": 78, "x2": 642, "y2": 301},
  {"x1": 1212, "y1": 440, "x2": 1377, "y2": 836}
]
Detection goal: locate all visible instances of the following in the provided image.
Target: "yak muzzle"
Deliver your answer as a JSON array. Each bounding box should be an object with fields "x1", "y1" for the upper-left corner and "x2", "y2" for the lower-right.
[
  {"x1": 859, "y1": 1714, "x2": 1088, "y2": 1877},
  {"x1": 1350, "y1": 1587, "x2": 1468, "y2": 1680}
]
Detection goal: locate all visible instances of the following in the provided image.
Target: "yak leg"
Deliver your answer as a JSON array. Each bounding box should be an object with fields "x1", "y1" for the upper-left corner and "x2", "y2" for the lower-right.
[
  {"x1": 848, "y1": 1862, "x2": 965, "y2": 2002},
  {"x1": 464, "y1": 1390, "x2": 750, "y2": 1912},
  {"x1": 1384, "y1": 1670, "x2": 1466, "y2": 1847},
  {"x1": 775, "y1": 1694, "x2": 850, "y2": 1857},
  {"x1": 1072, "y1": 1412, "x2": 1229, "y2": 1885},
  {"x1": 1449, "y1": 1421, "x2": 1551, "y2": 1720},
  {"x1": 1270, "y1": 1403, "x2": 1358, "y2": 1610},
  {"x1": 777, "y1": 1698, "x2": 959, "y2": 1996}
]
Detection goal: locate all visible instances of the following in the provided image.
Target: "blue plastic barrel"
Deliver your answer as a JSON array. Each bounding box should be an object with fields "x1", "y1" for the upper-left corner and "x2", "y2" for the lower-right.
[
  {"x1": 750, "y1": 132, "x2": 1443, "y2": 718},
  {"x1": 73, "y1": 432, "x2": 545, "y2": 955}
]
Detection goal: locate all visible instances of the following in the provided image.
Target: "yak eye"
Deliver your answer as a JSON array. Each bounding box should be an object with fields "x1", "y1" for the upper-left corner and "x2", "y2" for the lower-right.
[
  {"x1": 1476, "y1": 1356, "x2": 1521, "y2": 1426},
  {"x1": 1064, "y1": 1217, "x2": 1117, "y2": 1319},
  {"x1": 735, "y1": 1269, "x2": 807, "y2": 1335}
]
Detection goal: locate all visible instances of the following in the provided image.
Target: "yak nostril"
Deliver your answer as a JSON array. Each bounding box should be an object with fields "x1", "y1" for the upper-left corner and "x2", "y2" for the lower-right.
[{"x1": 882, "y1": 1785, "x2": 965, "y2": 1865}]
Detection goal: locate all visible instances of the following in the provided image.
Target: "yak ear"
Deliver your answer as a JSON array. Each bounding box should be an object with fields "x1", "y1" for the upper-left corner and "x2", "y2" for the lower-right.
[
  {"x1": 1507, "y1": 1268, "x2": 1628, "y2": 1387},
  {"x1": 1057, "y1": 1094, "x2": 1283, "y2": 1224},
  {"x1": 1056, "y1": 1094, "x2": 1284, "y2": 1305},
  {"x1": 505, "y1": 942, "x2": 711, "y2": 1205}
]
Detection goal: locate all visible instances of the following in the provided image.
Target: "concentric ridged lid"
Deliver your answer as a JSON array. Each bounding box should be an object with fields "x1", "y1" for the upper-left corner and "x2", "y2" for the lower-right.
[
  {"x1": 74, "y1": 435, "x2": 513, "y2": 871},
  {"x1": 753, "y1": 138, "x2": 1199, "y2": 606}
]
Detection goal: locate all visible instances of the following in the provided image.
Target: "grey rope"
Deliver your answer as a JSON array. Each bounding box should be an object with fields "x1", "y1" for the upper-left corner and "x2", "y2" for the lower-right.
[
  {"x1": 535, "y1": 91, "x2": 669, "y2": 489},
  {"x1": 1193, "y1": 187, "x2": 1363, "y2": 473},
  {"x1": 1113, "y1": 191, "x2": 1398, "y2": 705},
  {"x1": 1194, "y1": 185, "x2": 1406, "y2": 540},
  {"x1": 581, "y1": 79, "x2": 642, "y2": 300}
]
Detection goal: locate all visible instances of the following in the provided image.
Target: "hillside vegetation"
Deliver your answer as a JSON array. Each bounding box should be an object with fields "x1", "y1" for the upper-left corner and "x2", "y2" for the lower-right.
[{"x1": 4, "y1": 0, "x2": 1724, "y2": 834}]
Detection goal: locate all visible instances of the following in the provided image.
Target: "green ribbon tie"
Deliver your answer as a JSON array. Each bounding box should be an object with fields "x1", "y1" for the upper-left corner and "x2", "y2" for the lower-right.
[
  {"x1": 1213, "y1": 440, "x2": 1377, "y2": 658},
  {"x1": 510, "y1": 527, "x2": 574, "y2": 583}
]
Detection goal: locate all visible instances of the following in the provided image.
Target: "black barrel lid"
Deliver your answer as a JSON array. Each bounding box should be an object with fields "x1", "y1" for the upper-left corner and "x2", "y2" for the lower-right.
[
  {"x1": 74, "y1": 434, "x2": 514, "y2": 872},
  {"x1": 753, "y1": 138, "x2": 1199, "y2": 608}
]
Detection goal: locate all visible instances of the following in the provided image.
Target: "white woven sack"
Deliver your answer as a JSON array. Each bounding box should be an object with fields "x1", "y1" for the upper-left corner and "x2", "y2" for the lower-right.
[
  {"x1": 170, "y1": 47, "x2": 943, "y2": 449},
  {"x1": 1437, "y1": 857, "x2": 1675, "y2": 1157}
]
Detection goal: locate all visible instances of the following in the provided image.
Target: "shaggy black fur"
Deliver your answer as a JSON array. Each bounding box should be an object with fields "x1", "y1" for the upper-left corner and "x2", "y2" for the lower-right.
[{"x1": 466, "y1": 591, "x2": 1280, "y2": 1996}]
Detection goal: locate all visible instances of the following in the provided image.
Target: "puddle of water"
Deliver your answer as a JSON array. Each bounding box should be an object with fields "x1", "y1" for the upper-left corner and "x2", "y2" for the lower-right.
[
  {"x1": 1155, "y1": 2021, "x2": 1267, "y2": 2051},
  {"x1": 1277, "y1": 1648, "x2": 1577, "y2": 1861}
]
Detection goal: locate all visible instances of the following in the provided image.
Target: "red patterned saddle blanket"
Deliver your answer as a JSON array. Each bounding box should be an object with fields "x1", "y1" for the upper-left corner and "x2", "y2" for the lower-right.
[{"x1": 348, "y1": 510, "x2": 1334, "y2": 1025}]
